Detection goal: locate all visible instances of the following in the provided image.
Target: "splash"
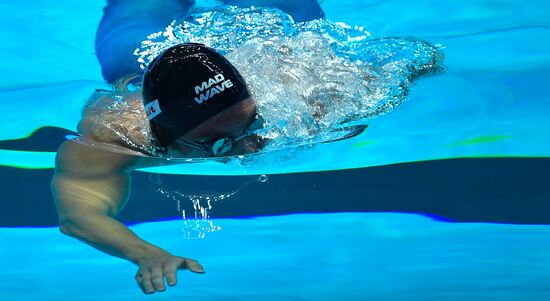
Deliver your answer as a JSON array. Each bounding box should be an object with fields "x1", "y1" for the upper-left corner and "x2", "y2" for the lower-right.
[
  {"x1": 78, "y1": 89, "x2": 162, "y2": 156},
  {"x1": 135, "y1": 6, "x2": 444, "y2": 152},
  {"x1": 155, "y1": 174, "x2": 269, "y2": 239}
]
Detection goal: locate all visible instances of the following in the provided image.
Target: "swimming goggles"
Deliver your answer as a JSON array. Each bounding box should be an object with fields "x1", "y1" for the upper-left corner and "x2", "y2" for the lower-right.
[
  {"x1": 174, "y1": 114, "x2": 269, "y2": 157},
  {"x1": 174, "y1": 114, "x2": 368, "y2": 158}
]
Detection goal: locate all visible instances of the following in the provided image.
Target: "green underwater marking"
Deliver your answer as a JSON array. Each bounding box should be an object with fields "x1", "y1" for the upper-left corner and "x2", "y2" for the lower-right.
[
  {"x1": 450, "y1": 135, "x2": 512, "y2": 147},
  {"x1": 352, "y1": 140, "x2": 375, "y2": 148},
  {"x1": 0, "y1": 149, "x2": 56, "y2": 169}
]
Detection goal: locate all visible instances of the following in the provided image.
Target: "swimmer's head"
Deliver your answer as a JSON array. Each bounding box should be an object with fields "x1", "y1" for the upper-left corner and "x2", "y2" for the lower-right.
[
  {"x1": 142, "y1": 43, "x2": 266, "y2": 157},
  {"x1": 142, "y1": 43, "x2": 252, "y2": 148}
]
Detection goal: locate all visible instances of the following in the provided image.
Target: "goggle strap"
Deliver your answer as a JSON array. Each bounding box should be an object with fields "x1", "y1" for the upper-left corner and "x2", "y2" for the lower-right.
[{"x1": 175, "y1": 138, "x2": 211, "y2": 152}]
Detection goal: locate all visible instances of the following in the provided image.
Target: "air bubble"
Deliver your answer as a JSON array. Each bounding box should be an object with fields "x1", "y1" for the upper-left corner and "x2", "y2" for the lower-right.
[{"x1": 258, "y1": 174, "x2": 268, "y2": 183}]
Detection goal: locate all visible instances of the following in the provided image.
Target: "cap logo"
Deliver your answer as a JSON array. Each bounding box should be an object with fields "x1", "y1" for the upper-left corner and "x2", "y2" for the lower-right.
[
  {"x1": 194, "y1": 73, "x2": 234, "y2": 104},
  {"x1": 145, "y1": 99, "x2": 162, "y2": 120}
]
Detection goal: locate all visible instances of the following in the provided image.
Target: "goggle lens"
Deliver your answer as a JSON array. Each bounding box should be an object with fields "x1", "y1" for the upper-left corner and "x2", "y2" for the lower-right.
[{"x1": 212, "y1": 138, "x2": 234, "y2": 156}]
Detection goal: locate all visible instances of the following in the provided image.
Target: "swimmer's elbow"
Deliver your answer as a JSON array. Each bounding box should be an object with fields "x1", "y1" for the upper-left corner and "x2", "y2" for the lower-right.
[
  {"x1": 56, "y1": 204, "x2": 74, "y2": 235},
  {"x1": 58, "y1": 221, "x2": 71, "y2": 235},
  {"x1": 58, "y1": 213, "x2": 78, "y2": 236},
  {"x1": 58, "y1": 214, "x2": 93, "y2": 237},
  {"x1": 58, "y1": 217, "x2": 89, "y2": 238}
]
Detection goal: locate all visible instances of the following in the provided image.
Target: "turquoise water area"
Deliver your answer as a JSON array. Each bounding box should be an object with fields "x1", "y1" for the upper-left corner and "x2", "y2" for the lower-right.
[
  {"x1": 2, "y1": 213, "x2": 550, "y2": 300},
  {"x1": 0, "y1": 0, "x2": 549, "y2": 174},
  {"x1": 1, "y1": 0, "x2": 550, "y2": 300}
]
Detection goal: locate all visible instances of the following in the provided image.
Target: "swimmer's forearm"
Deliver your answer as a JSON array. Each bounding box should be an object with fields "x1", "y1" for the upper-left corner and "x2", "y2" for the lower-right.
[{"x1": 61, "y1": 213, "x2": 166, "y2": 264}]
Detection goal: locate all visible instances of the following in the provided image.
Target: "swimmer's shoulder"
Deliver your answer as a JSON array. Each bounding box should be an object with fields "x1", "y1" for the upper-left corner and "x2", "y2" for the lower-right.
[
  {"x1": 54, "y1": 139, "x2": 182, "y2": 178},
  {"x1": 54, "y1": 139, "x2": 142, "y2": 177},
  {"x1": 76, "y1": 89, "x2": 158, "y2": 157},
  {"x1": 60, "y1": 90, "x2": 182, "y2": 174}
]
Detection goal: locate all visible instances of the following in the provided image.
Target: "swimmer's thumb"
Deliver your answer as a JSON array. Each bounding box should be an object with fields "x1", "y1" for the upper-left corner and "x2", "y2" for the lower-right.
[{"x1": 181, "y1": 257, "x2": 206, "y2": 274}]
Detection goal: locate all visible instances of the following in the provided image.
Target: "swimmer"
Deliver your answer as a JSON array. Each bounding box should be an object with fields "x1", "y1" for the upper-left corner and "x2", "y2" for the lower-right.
[{"x1": 51, "y1": 0, "x2": 325, "y2": 295}]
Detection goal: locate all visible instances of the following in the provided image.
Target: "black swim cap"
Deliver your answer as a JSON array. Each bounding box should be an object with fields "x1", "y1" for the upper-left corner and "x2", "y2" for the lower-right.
[{"x1": 142, "y1": 43, "x2": 250, "y2": 147}]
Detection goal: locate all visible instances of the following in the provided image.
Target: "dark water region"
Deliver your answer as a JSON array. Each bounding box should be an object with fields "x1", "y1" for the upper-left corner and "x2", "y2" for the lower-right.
[
  {"x1": 0, "y1": 126, "x2": 75, "y2": 152},
  {"x1": 2, "y1": 157, "x2": 550, "y2": 227}
]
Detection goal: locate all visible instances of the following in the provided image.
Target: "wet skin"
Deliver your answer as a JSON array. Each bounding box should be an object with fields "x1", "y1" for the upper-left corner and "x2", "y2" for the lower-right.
[
  {"x1": 51, "y1": 98, "x2": 258, "y2": 294},
  {"x1": 74, "y1": 0, "x2": 325, "y2": 293}
]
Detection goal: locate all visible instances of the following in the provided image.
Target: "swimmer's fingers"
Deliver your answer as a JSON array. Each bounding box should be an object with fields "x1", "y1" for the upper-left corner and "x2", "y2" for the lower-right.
[
  {"x1": 135, "y1": 268, "x2": 156, "y2": 294},
  {"x1": 162, "y1": 257, "x2": 205, "y2": 288},
  {"x1": 135, "y1": 255, "x2": 205, "y2": 294},
  {"x1": 178, "y1": 257, "x2": 206, "y2": 274},
  {"x1": 150, "y1": 267, "x2": 167, "y2": 292},
  {"x1": 135, "y1": 262, "x2": 170, "y2": 294},
  {"x1": 163, "y1": 264, "x2": 178, "y2": 287}
]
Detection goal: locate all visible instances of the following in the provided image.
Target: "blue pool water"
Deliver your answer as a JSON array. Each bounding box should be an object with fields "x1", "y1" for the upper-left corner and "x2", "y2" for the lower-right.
[
  {"x1": 1, "y1": 0, "x2": 550, "y2": 300},
  {"x1": 3, "y1": 213, "x2": 550, "y2": 300}
]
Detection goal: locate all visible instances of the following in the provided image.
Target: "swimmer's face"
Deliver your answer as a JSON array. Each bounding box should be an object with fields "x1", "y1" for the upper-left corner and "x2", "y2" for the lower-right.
[{"x1": 166, "y1": 98, "x2": 267, "y2": 158}]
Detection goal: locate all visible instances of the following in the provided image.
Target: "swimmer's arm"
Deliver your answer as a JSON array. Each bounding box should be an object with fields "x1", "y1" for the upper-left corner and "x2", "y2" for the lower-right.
[
  {"x1": 52, "y1": 174, "x2": 158, "y2": 263},
  {"x1": 51, "y1": 141, "x2": 204, "y2": 293},
  {"x1": 51, "y1": 141, "x2": 163, "y2": 264}
]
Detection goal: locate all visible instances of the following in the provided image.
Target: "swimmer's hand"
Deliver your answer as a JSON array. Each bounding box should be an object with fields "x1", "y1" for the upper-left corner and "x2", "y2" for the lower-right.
[{"x1": 135, "y1": 249, "x2": 205, "y2": 294}]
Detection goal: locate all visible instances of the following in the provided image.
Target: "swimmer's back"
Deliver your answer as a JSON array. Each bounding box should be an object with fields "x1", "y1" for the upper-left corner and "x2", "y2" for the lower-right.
[
  {"x1": 95, "y1": 0, "x2": 325, "y2": 83},
  {"x1": 96, "y1": 0, "x2": 195, "y2": 83}
]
